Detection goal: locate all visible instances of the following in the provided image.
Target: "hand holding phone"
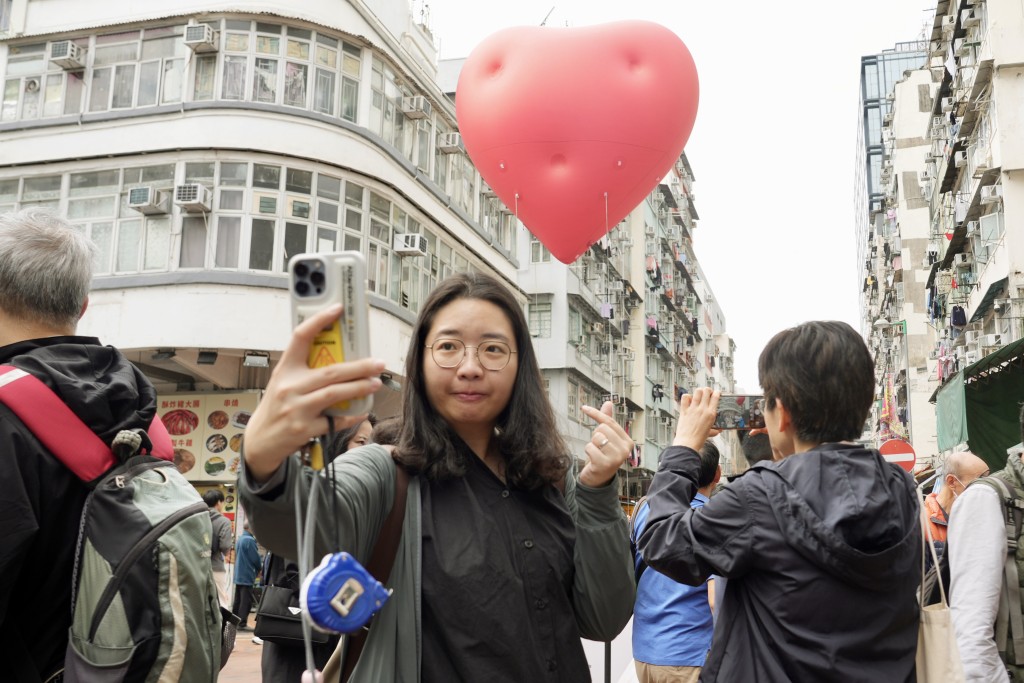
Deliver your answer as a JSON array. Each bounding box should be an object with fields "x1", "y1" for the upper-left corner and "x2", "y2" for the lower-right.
[
  {"x1": 243, "y1": 304, "x2": 384, "y2": 482},
  {"x1": 673, "y1": 388, "x2": 720, "y2": 451},
  {"x1": 713, "y1": 395, "x2": 766, "y2": 430},
  {"x1": 289, "y1": 252, "x2": 373, "y2": 417}
]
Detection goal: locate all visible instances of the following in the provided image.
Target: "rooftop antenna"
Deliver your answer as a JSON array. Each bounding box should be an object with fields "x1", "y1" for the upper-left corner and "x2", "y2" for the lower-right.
[{"x1": 540, "y1": 6, "x2": 555, "y2": 26}]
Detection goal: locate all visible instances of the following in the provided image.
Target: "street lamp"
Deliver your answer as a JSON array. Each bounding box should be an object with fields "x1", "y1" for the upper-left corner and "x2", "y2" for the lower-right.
[{"x1": 873, "y1": 317, "x2": 912, "y2": 446}]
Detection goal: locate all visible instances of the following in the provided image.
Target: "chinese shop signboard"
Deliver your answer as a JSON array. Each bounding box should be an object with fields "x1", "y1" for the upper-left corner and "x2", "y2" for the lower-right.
[{"x1": 158, "y1": 392, "x2": 259, "y2": 482}]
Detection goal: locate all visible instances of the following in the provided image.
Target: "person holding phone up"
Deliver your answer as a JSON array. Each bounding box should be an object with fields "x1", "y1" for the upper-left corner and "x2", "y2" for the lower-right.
[
  {"x1": 240, "y1": 272, "x2": 634, "y2": 683},
  {"x1": 637, "y1": 321, "x2": 921, "y2": 683}
]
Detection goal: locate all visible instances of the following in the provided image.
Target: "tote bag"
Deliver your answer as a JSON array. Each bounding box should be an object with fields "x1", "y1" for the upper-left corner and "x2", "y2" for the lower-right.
[{"x1": 916, "y1": 491, "x2": 965, "y2": 682}]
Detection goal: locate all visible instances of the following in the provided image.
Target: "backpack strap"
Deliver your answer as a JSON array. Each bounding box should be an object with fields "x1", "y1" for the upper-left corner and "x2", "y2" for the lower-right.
[
  {"x1": 629, "y1": 495, "x2": 649, "y2": 584},
  {"x1": 339, "y1": 461, "x2": 410, "y2": 683},
  {"x1": 981, "y1": 477, "x2": 1024, "y2": 663},
  {"x1": 0, "y1": 365, "x2": 173, "y2": 482}
]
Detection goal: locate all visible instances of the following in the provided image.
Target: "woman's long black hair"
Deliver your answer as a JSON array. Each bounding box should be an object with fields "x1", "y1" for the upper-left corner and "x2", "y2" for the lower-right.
[{"x1": 394, "y1": 273, "x2": 570, "y2": 491}]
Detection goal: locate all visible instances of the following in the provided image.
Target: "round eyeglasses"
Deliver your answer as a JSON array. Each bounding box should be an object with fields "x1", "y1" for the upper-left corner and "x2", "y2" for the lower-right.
[{"x1": 425, "y1": 338, "x2": 516, "y2": 371}]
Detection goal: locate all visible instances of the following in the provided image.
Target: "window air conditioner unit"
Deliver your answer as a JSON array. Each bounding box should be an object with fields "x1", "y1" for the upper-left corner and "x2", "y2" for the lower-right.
[
  {"x1": 49, "y1": 41, "x2": 84, "y2": 69},
  {"x1": 393, "y1": 233, "x2": 428, "y2": 257},
  {"x1": 954, "y1": 150, "x2": 968, "y2": 168},
  {"x1": 941, "y1": 97, "x2": 955, "y2": 113},
  {"x1": 963, "y1": 9, "x2": 979, "y2": 27},
  {"x1": 610, "y1": 280, "x2": 625, "y2": 293},
  {"x1": 981, "y1": 185, "x2": 1003, "y2": 204},
  {"x1": 400, "y1": 95, "x2": 432, "y2": 119},
  {"x1": 965, "y1": 349, "x2": 981, "y2": 364},
  {"x1": 591, "y1": 322, "x2": 604, "y2": 334},
  {"x1": 965, "y1": 220, "x2": 978, "y2": 235},
  {"x1": 956, "y1": 252, "x2": 973, "y2": 266},
  {"x1": 965, "y1": 330, "x2": 980, "y2": 344},
  {"x1": 438, "y1": 132, "x2": 464, "y2": 154},
  {"x1": 644, "y1": 225, "x2": 656, "y2": 237},
  {"x1": 184, "y1": 24, "x2": 219, "y2": 52},
  {"x1": 941, "y1": 15, "x2": 956, "y2": 29},
  {"x1": 981, "y1": 333, "x2": 1001, "y2": 347},
  {"x1": 173, "y1": 184, "x2": 211, "y2": 212},
  {"x1": 127, "y1": 187, "x2": 169, "y2": 215}
]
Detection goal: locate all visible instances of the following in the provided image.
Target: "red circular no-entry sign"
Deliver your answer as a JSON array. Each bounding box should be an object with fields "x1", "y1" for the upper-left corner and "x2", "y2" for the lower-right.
[{"x1": 880, "y1": 439, "x2": 916, "y2": 473}]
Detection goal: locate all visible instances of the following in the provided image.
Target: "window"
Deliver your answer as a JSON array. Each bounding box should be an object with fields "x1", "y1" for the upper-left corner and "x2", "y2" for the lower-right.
[
  {"x1": 568, "y1": 379, "x2": 579, "y2": 421},
  {"x1": 89, "y1": 30, "x2": 186, "y2": 112},
  {"x1": 2, "y1": 43, "x2": 47, "y2": 121},
  {"x1": 531, "y1": 236, "x2": 551, "y2": 263},
  {"x1": 0, "y1": 0, "x2": 12, "y2": 32},
  {"x1": 529, "y1": 302, "x2": 552, "y2": 338}
]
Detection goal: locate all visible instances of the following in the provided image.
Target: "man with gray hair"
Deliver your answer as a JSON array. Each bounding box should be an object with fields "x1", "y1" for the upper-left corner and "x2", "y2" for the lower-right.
[
  {"x1": 0, "y1": 209, "x2": 167, "y2": 680},
  {"x1": 924, "y1": 450, "x2": 990, "y2": 547}
]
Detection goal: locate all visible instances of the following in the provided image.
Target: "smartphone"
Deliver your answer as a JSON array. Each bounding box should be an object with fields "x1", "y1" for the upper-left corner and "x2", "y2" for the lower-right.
[
  {"x1": 714, "y1": 395, "x2": 766, "y2": 430},
  {"x1": 288, "y1": 251, "x2": 372, "y2": 417}
]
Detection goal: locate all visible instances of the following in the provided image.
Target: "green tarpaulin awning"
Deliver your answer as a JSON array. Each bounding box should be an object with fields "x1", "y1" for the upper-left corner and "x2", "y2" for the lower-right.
[
  {"x1": 936, "y1": 371, "x2": 968, "y2": 452},
  {"x1": 934, "y1": 337, "x2": 1024, "y2": 472}
]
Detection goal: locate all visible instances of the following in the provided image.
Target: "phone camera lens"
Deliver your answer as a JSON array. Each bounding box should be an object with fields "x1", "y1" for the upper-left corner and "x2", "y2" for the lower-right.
[
  {"x1": 295, "y1": 281, "x2": 309, "y2": 296},
  {"x1": 310, "y1": 271, "x2": 326, "y2": 288},
  {"x1": 294, "y1": 262, "x2": 309, "y2": 278}
]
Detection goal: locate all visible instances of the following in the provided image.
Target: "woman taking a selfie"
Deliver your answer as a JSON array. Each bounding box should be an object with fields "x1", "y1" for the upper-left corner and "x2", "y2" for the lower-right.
[{"x1": 240, "y1": 272, "x2": 634, "y2": 682}]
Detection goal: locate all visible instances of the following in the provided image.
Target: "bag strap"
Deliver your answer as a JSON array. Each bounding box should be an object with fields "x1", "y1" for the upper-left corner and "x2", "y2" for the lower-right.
[
  {"x1": 984, "y1": 477, "x2": 1024, "y2": 663},
  {"x1": 918, "y1": 488, "x2": 948, "y2": 606},
  {"x1": 339, "y1": 461, "x2": 410, "y2": 683},
  {"x1": 629, "y1": 496, "x2": 649, "y2": 584},
  {"x1": 0, "y1": 365, "x2": 173, "y2": 482}
]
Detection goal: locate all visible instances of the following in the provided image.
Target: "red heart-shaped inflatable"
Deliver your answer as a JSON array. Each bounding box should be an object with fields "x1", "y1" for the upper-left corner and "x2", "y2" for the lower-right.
[{"x1": 456, "y1": 21, "x2": 699, "y2": 264}]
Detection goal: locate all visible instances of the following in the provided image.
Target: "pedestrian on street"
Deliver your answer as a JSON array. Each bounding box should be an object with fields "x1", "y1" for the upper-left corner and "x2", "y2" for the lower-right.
[
  {"x1": 205, "y1": 489, "x2": 235, "y2": 608},
  {"x1": 638, "y1": 321, "x2": 921, "y2": 682},
  {"x1": 232, "y1": 519, "x2": 264, "y2": 631}
]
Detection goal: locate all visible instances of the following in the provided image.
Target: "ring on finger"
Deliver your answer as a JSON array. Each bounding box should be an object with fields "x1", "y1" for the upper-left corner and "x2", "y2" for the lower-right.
[{"x1": 598, "y1": 436, "x2": 610, "y2": 448}]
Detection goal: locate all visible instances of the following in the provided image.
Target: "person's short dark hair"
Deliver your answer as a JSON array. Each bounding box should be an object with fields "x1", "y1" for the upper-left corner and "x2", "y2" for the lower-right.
[
  {"x1": 394, "y1": 273, "x2": 569, "y2": 491},
  {"x1": 203, "y1": 489, "x2": 224, "y2": 508},
  {"x1": 742, "y1": 433, "x2": 774, "y2": 466},
  {"x1": 758, "y1": 321, "x2": 874, "y2": 444},
  {"x1": 372, "y1": 416, "x2": 402, "y2": 447},
  {"x1": 698, "y1": 440, "x2": 720, "y2": 489}
]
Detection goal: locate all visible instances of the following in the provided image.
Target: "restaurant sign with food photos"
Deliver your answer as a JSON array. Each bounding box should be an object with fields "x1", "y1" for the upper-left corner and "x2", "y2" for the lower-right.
[{"x1": 158, "y1": 392, "x2": 259, "y2": 482}]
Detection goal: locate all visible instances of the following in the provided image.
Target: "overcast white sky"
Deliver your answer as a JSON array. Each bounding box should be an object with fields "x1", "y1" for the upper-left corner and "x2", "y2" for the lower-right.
[{"x1": 427, "y1": 0, "x2": 933, "y2": 390}]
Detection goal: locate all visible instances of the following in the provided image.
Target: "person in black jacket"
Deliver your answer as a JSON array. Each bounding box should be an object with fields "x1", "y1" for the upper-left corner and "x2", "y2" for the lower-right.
[
  {"x1": 0, "y1": 209, "x2": 167, "y2": 681},
  {"x1": 639, "y1": 320, "x2": 921, "y2": 682}
]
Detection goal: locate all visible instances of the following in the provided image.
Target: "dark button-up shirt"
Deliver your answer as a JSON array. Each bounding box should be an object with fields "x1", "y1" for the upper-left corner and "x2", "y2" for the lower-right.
[{"x1": 420, "y1": 446, "x2": 588, "y2": 682}]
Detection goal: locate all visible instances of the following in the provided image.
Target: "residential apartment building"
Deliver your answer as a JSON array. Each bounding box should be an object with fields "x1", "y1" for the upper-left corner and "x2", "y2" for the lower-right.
[
  {"x1": 860, "y1": 0, "x2": 1024, "y2": 471},
  {"x1": 856, "y1": 41, "x2": 932, "y2": 459},
  {"x1": 920, "y1": 0, "x2": 1024, "y2": 470}
]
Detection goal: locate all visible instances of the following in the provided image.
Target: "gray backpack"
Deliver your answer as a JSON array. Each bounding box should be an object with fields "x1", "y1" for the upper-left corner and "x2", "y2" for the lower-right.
[{"x1": 64, "y1": 452, "x2": 225, "y2": 682}]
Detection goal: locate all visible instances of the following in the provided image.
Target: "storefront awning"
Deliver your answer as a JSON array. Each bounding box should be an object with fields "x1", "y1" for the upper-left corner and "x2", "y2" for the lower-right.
[
  {"x1": 931, "y1": 338, "x2": 1024, "y2": 470},
  {"x1": 935, "y1": 371, "x2": 968, "y2": 452},
  {"x1": 964, "y1": 337, "x2": 1024, "y2": 471}
]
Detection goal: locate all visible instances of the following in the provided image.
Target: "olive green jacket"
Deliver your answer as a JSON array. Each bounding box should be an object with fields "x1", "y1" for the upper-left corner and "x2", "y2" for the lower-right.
[{"x1": 239, "y1": 445, "x2": 634, "y2": 683}]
